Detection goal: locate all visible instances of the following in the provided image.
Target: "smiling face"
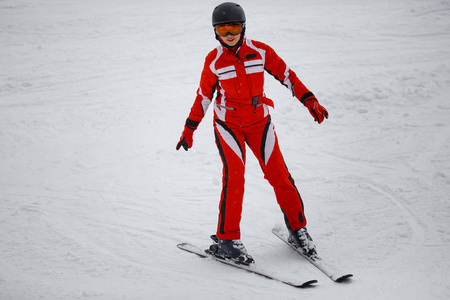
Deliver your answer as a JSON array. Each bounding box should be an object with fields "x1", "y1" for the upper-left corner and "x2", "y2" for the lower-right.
[{"x1": 220, "y1": 33, "x2": 242, "y2": 47}]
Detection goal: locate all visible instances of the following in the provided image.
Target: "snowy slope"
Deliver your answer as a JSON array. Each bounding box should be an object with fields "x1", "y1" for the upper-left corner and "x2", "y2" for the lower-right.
[{"x1": 1, "y1": 0, "x2": 449, "y2": 299}]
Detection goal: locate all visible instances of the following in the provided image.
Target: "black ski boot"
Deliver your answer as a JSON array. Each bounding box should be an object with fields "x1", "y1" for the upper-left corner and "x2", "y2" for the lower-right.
[
  {"x1": 208, "y1": 235, "x2": 254, "y2": 265},
  {"x1": 218, "y1": 239, "x2": 254, "y2": 265},
  {"x1": 288, "y1": 227, "x2": 318, "y2": 259}
]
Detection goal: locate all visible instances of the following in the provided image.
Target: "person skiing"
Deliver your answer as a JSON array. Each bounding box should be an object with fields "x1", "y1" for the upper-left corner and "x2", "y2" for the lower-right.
[{"x1": 176, "y1": 2, "x2": 328, "y2": 264}]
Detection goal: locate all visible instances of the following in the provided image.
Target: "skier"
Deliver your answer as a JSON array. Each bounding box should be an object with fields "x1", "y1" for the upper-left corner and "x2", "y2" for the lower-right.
[{"x1": 176, "y1": 2, "x2": 328, "y2": 264}]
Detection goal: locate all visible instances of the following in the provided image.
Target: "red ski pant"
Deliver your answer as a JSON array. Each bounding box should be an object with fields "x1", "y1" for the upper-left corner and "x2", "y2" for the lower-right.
[{"x1": 213, "y1": 104, "x2": 307, "y2": 240}]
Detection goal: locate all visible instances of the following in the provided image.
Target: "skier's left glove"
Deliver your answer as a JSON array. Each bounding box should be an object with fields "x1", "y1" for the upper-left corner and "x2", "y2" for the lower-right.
[
  {"x1": 302, "y1": 96, "x2": 329, "y2": 124},
  {"x1": 176, "y1": 119, "x2": 199, "y2": 151}
]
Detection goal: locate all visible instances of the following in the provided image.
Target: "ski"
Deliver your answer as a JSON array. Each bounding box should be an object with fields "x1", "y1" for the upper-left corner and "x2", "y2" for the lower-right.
[
  {"x1": 272, "y1": 228, "x2": 353, "y2": 282},
  {"x1": 177, "y1": 242, "x2": 318, "y2": 288}
]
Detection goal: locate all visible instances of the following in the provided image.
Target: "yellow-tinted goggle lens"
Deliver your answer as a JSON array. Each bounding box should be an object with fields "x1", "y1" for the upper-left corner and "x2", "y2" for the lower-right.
[{"x1": 215, "y1": 23, "x2": 243, "y2": 37}]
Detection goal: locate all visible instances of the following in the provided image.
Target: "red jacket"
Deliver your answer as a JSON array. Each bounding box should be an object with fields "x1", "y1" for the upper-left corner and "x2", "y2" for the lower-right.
[{"x1": 187, "y1": 38, "x2": 314, "y2": 124}]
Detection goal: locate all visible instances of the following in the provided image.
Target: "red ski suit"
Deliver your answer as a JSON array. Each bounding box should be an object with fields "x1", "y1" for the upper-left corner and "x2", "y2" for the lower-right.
[{"x1": 186, "y1": 38, "x2": 314, "y2": 240}]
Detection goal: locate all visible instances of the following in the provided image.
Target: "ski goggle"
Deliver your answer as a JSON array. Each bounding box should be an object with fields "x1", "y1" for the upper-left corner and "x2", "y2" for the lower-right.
[{"x1": 215, "y1": 23, "x2": 243, "y2": 37}]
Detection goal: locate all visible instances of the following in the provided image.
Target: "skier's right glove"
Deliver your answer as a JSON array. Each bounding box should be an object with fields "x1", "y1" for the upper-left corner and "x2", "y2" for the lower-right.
[{"x1": 176, "y1": 119, "x2": 199, "y2": 151}]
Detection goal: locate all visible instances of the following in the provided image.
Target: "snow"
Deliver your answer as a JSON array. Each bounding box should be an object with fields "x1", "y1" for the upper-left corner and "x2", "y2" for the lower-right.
[{"x1": 1, "y1": 0, "x2": 449, "y2": 299}]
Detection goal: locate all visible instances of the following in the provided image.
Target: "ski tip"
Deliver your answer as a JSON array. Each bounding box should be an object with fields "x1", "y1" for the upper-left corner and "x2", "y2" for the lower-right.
[
  {"x1": 297, "y1": 279, "x2": 318, "y2": 288},
  {"x1": 335, "y1": 274, "x2": 353, "y2": 282},
  {"x1": 271, "y1": 227, "x2": 282, "y2": 234}
]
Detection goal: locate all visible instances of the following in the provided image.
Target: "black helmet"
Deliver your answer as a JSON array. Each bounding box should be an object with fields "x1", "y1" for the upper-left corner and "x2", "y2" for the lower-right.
[{"x1": 212, "y1": 2, "x2": 246, "y2": 26}]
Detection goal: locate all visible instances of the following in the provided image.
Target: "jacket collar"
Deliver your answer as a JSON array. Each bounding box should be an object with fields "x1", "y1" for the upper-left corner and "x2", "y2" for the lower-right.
[{"x1": 218, "y1": 35, "x2": 246, "y2": 55}]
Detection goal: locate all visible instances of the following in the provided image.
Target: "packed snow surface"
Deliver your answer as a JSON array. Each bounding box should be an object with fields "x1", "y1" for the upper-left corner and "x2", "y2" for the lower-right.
[{"x1": 1, "y1": 0, "x2": 450, "y2": 299}]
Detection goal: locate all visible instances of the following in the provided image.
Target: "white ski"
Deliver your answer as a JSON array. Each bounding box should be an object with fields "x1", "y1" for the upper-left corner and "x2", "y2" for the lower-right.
[
  {"x1": 177, "y1": 242, "x2": 318, "y2": 288},
  {"x1": 272, "y1": 228, "x2": 353, "y2": 282}
]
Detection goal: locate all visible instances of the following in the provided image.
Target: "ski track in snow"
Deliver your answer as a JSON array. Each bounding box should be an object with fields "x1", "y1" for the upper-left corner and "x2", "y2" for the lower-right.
[{"x1": 1, "y1": 0, "x2": 450, "y2": 299}]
